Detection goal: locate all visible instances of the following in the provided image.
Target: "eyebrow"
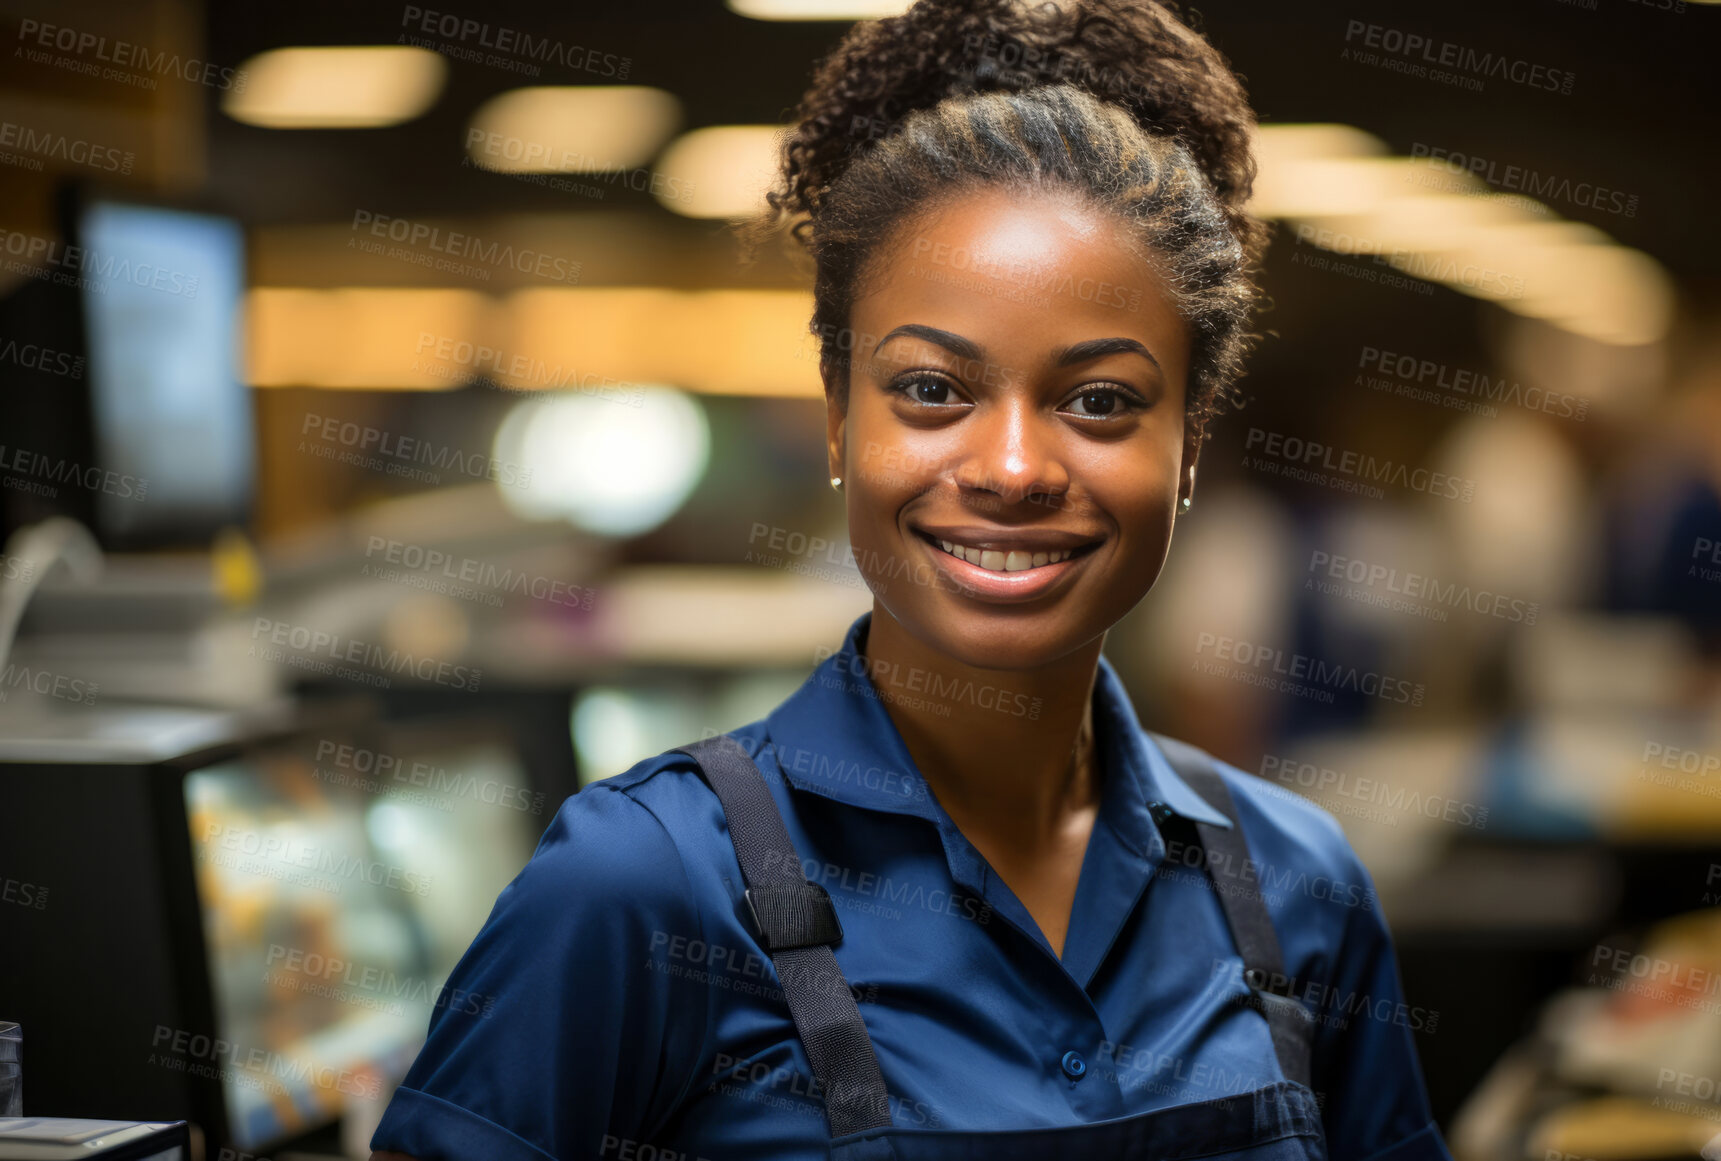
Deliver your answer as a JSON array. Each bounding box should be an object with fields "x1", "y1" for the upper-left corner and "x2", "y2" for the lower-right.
[
  {"x1": 1056, "y1": 337, "x2": 1162, "y2": 376},
  {"x1": 871, "y1": 324, "x2": 981, "y2": 362},
  {"x1": 871, "y1": 325, "x2": 1162, "y2": 377}
]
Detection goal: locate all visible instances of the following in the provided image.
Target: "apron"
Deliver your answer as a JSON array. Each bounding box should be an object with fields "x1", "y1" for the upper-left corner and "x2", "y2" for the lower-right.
[{"x1": 670, "y1": 732, "x2": 1326, "y2": 1161}]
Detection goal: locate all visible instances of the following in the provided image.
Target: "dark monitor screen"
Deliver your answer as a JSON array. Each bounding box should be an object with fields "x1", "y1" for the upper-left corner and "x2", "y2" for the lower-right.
[
  {"x1": 181, "y1": 733, "x2": 543, "y2": 1151},
  {"x1": 77, "y1": 200, "x2": 251, "y2": 544}
]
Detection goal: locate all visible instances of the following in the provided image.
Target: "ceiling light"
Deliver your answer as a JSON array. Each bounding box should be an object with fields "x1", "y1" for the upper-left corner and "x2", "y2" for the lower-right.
[
  {"x1": 727, "y1": 0, "x2": 913, "y2": 19},
  {"x1": 465, "y1": 86, "x2": 680, "y2": 173},
  {"x1": 222, "y1": 46, "x2": 445, "y2": 129},
  {"x1": 653, "y1": 125, "x2": 785, "y2": 219}
]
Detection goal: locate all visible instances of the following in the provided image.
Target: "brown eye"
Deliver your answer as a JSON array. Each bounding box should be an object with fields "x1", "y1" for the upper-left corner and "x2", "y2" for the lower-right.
[
  {"x1": 889, "y1": 372, "x2": 963, "y2": 406},
  {"x1": 1062, "y1": 387, "x2": 1140, "y2": 418}
]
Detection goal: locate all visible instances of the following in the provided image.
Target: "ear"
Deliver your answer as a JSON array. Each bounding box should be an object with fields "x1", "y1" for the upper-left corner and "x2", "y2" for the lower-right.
[
  {"x1": 823, "y1": 357, "x2": 847, "y2": 483},
  {"x1": 1178, "y1": 419, "x2": 1203, "y2": 510}
]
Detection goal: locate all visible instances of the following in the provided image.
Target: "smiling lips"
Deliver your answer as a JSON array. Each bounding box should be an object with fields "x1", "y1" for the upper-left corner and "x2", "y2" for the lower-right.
[
  {"x1": 913, "y1": 527, "x2": 1102, "y2": 575},
  {"x1": 935, "y1": 538, "x2": 1075, "y2": 572}
]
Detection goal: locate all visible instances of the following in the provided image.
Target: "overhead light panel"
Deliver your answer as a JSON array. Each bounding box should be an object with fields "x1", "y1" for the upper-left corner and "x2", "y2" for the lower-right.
[
  {"x1": 223, "y1": 46, "x2": 446, "y2": 129},
  {"x1": 653, "y1": 125, "x2": 784, "y2": 219},
  {"x1": 728, "y1": 0, "x2": 913, "y2": 18},
  {"x1": 465, "y1": 87, "x2": 680, "y2": 173}
]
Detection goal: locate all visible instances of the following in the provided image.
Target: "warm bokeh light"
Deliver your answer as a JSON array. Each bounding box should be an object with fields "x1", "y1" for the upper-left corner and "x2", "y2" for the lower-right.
[
  {"x1": 1251, "y1": 122, "x2": 1676, "y2": 346},
  {"x1": 246, "y1": 287, "x2": 491, "y2": 388},
  {"x1": 464, "y1": 87, "x2": 681, "y2": 173},
  {"x1": 726, "y1": 0, "x2": 914, "y2": 18},
  {"x1": 652, "y1": 125, "x2": 785, "y2": 219},
  {"x1": 246, "y1": 286, "x2": 823, "y2": 395},
  {"x1": 221, "y1": 46, "x2": 447, "y2": 129}
]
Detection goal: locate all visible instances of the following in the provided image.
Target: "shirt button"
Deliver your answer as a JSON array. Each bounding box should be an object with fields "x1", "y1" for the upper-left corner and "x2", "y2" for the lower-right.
[
  {"x1": 1147, "y1": 800, "x2": 1175, "y2": 826},
  {"x1": 1060, "y1": 1050, "x2": 1087, "y2": 1081}
]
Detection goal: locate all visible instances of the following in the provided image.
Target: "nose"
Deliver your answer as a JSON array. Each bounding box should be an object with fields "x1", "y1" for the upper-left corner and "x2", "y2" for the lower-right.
[{"x1": 954, "y1": 393, "x2": 1070, "y2": 506}]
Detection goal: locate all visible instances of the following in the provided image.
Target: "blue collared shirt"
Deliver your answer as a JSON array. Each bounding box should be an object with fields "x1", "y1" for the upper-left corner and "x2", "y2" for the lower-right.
[{"x1": 372, "y1": 611, "x2": 1451, "y2": 1161}]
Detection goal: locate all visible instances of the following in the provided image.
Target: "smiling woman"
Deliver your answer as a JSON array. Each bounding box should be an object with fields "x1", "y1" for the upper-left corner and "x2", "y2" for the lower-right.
[{"x1": 366, "y1": 2, "x2": 1453, "y2": 1160}]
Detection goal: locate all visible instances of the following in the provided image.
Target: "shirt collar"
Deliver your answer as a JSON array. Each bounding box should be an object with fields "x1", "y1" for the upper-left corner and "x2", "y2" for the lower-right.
[{"x1": 763, "y1": 610, "x2": 1232, "y2": 832}]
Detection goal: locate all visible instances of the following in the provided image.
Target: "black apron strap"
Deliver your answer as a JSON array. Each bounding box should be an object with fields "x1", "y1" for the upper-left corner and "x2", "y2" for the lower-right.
[
  {"x1": 670, "y1": 734, "x2": 895, "y2": 1138},
  {"x1": 1147, "y1": 733, "x2": 1317, "y2": 1090}
]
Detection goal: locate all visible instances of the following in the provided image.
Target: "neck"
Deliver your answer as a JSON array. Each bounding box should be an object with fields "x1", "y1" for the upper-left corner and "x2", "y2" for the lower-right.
[{"x1": 860, "y1": 604, "x2": 1104, "y2": 850}]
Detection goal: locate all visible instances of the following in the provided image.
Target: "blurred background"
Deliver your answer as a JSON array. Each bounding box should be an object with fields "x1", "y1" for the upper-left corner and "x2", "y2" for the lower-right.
[{"x1": 0, "y1": 0, "x2": 1716, "y2": 1158}]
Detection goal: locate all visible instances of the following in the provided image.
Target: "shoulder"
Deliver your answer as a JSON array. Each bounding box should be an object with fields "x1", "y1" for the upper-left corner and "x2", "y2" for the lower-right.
[
  {"x1": 1153, "y1": 733, "x2": 1379, "y2": 915},
  {"x1": 1211, "y1": 751, "x2": 1366, "y2": 882},
  {"x1": 510, "y1": 722, "x2": 770, "y2": 913}
]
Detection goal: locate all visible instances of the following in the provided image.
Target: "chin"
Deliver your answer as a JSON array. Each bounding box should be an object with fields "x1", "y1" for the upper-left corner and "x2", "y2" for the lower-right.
[{"x1": 881, "y1": 595, "x2": 1118, "y2": 674}]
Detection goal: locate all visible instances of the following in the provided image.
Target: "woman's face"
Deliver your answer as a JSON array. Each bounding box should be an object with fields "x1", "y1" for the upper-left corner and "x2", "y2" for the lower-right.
[{"x1": 827, "y1": 187, "x2": 1197, "y2": 671}]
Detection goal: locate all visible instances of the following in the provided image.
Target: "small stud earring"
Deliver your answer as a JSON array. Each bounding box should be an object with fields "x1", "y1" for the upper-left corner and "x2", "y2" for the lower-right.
[
  {"x1": 1181, "y1": 496, "x2": 1192, "y2": 511},
  {"x1": 830, "y1": 476, "x2": 843, "y2": 491}
]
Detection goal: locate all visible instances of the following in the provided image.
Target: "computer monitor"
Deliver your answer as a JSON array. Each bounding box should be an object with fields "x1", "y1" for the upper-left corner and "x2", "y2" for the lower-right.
[
  {"x1": 0, "y1": 189, "x2": 253, "y2": 550},
  {"x1": 77, "y1": 201, "x2": 252, "y2": 546}
]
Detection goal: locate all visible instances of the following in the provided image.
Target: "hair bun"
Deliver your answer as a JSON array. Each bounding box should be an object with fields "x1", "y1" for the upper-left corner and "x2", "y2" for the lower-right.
[{"x1": 770, "y1": 0, "x2": 1264, "y2": 264}]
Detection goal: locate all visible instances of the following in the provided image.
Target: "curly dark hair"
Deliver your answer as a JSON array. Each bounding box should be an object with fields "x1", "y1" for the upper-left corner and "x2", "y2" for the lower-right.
[{"x1": 752, "y1": 0, "x2": 1270, "y2": 440}]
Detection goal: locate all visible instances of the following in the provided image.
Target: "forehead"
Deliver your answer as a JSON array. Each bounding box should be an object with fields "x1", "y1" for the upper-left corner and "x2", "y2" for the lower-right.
[{"x1": 851, "y1": 187, "x2": 1190, "y2": 379}]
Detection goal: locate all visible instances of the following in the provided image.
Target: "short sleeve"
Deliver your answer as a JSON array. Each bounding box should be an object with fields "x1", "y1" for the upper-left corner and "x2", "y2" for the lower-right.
[
  {"x1": 370, "y1": 782, "x2": 711, "y2": 1161},
  {"x1": 1312, "y1": 846, "x2": 1453, "y2": 1161}
]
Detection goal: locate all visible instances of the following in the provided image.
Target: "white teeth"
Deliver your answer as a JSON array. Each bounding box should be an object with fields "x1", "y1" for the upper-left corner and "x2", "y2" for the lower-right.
[{"x1": 935, "y1": 538, "x2": 1076, "y2": 573}]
